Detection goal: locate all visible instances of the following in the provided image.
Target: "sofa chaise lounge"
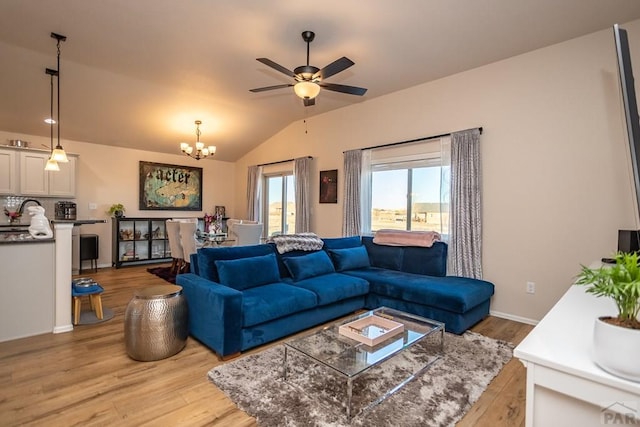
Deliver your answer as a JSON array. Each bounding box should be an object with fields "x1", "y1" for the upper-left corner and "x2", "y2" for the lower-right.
[{"x1": 176, "y1": 235, "x2": 494, "y2": 358}]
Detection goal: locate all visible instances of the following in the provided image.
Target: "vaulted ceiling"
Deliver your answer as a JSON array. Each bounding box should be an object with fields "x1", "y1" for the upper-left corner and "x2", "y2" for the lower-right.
[{"x1": 1, "y1": 1, "x2": 640, "y2": 161}]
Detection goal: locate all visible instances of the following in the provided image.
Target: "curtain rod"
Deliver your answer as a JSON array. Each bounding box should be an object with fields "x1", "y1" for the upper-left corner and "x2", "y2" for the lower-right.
[
  {"x1": 346, "y1": 127, "x2": 483, "y2": 152},
  {"x1": 257, "y1": 155, "x2": 313, "y2": 167}
]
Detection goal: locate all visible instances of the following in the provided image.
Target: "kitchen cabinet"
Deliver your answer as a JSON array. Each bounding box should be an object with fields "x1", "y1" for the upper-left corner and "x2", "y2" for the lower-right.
[
  {"x1": 0, "y1": 149, "x2": 17, "y2": 194},
  {"x1": 112, "y1": 217, "x2": 171, "y2": 268},
  {"x1": 18, "y1": 151, "x2": 77, "y2": 197}
]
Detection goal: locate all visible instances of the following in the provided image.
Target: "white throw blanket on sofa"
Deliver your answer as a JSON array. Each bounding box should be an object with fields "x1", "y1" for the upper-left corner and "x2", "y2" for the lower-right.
[{"x1": 268, "y1": 232, "x2": 324, "y2": 254}]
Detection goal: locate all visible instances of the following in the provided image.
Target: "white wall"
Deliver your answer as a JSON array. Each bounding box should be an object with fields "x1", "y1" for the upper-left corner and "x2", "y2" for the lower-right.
[
  {"x1": 0, "y1": 130, "x2": 236, "y2": 268},
  {"x1": 234, "y1": 20, "x2": 640, "y2": 322}
]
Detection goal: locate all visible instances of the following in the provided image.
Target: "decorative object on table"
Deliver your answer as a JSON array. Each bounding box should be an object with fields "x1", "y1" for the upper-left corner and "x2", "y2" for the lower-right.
[
  {"x1": 214, "y1": 205, "x2": 226, "y2": 219},
  {"x1": 124, "y1": 284, "x2": 188, "y2": 361},
  {"x1": 107, "y1": 203, "x2": 126, "y2": 218},
  {"x1": 3, "y1": 196, "x2": 24, "y2": 223},
  {"x1": 203, "y1": 213, "x2": 214, "y2": 233},
  {"x1": 319, "y1": 169, "x2": 338, "y2": 203},
  {"x1": 208, "y1": 331, "x2": 513, "y2": 426},
  {"x1": 139, "y1": 161, "x2": 202, "y2": 211},
  {"x1": 338, "y1": 314, "x2": 404, "y2": 346},
  {"x1": 575, "y1": 252, "x2": 640, "y2": 381},
  {"x1": 212, "y1": 207, "x2": 225, "y2": 233},
  {"x1": 179, "y1": 120, "x2": 216, "y2": 160},
  {"x1": 27, "y1": 206, "x2": 53, "y2": 239}
]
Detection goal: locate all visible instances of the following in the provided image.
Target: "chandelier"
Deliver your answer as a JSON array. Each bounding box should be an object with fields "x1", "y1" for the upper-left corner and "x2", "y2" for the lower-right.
[{"x1": 180, "y1": 120, "x2": 216, "y2": 160}]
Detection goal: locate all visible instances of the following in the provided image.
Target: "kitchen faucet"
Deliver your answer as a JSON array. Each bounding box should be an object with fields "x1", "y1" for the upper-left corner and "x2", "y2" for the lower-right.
[{"x1": 17, "y1": 199, "x2": 42, "y2": 215}]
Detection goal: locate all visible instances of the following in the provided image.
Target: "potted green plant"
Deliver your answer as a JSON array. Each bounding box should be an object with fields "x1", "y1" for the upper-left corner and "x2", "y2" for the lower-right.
[
  {"x1": 107, "y1": 203, "x2": 126, "y2": 218},
  {"x1": 576, "y1": 252, "x2": 640, "y2": 381}
]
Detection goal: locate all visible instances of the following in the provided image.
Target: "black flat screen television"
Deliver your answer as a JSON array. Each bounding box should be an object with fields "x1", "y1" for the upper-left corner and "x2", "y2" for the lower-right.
[{"x1": 614, "y1": 24, "x2": 640, "y2": 251}]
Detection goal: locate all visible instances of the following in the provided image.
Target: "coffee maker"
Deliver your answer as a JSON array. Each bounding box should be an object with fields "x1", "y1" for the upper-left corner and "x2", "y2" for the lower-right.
[{"x1": 55, "y1": 201, "x2": 77, "y2": 220}]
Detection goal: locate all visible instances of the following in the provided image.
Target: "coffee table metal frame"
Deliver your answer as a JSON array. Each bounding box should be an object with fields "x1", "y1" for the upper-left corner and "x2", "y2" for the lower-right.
[{"x1": 283, "y1": 307, "x2": 444, "y2": 419}]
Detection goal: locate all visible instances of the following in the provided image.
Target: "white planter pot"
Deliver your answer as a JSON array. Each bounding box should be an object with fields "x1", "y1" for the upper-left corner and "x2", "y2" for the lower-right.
[{"x1": 593, "y1": 317, "x2": 640, "y2": 382}]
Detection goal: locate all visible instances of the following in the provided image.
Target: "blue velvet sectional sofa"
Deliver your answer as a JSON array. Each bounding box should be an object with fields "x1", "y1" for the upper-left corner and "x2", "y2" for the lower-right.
[{"x1": 176, "y1": 236, "x2": 494, "y2": 358}]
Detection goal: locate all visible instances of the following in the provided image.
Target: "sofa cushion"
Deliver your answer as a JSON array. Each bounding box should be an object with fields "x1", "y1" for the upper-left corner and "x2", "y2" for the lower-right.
[
  {"x1": 283, "y1": 250, "x2": 335, "y2": 281},
  {"x1": 198, "y1": 244, "x2": 274, "y2": 283},
  {"x1": 362, "y1": 237, "x2": 403, "y2": 271},
  {"x1": 322, "y1": 236, "x2": 362, "y2": 249},
  {"x1": 344, "y1": 267, "x2": 494, "y2": 314},
  {"x1": 401, "y1": 242, "x2": 447, "y2": 277},
  {"x1": 290, "y1": 272, "x2": 369, "y2": 305},
  {"x1": 328, "y1": 245, "x2": 371, "y2": 271},
  {"x1": 241, "y1": 283, "x2": 318, "y2": 327},
  {"x1": 215, "y1": 253, "x2": 280, "y2": 291}
]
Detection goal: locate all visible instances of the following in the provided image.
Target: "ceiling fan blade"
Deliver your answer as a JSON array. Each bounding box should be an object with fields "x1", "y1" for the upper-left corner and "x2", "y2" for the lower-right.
[
  {"x1": 319, "y1": 82, "x2": 367, "y2": 96},
  {"x1": 303, "y1": 97, "x2": 316, "y2": 107},
  {"x1": 249, "y1": 84, "x2": 293, "y2": 93},
  {"x1": 313, "y1": 57, "x2": 354, "y2": 80},
  {"x1": 256, "y1": 58, "x2": 296, "y2": 78}
]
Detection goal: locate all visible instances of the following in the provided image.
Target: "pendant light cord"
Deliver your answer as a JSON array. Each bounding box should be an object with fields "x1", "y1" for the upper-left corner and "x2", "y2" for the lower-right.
[{"x1": 56, "y1": 39, "x2": 61, "y2": 149}]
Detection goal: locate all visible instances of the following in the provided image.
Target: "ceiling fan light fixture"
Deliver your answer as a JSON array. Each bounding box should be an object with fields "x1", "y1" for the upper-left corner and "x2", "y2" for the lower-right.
[{"x1": 294, "y1": 81, "x2": 320, "y2": 100}]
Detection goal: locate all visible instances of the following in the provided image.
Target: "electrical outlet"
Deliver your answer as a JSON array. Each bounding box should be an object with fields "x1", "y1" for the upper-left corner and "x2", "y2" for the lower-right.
[
  {"x1": 89, "y1": 202, "x2": 97, "y2": 210},
  {"x1": 526, "y1": 281, "x2": 536, "y2": 294}
]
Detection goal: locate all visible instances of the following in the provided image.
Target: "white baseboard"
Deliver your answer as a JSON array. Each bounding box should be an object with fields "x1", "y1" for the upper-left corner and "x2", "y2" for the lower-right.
[
  {"x1": 490, "y1": 310, "x2": 539, "y2": 326},
  {"x1": 53, "y1": 324, "x2": 73, "y2": 334}
]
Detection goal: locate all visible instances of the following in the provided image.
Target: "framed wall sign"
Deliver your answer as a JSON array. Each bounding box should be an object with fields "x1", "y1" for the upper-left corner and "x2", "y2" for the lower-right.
[
  {"x1": 139, "y1": 161, "x2": 203, "y2": 210},
  {"x1": 319, "y1": 169, "x2": 338, "y2": 204}
]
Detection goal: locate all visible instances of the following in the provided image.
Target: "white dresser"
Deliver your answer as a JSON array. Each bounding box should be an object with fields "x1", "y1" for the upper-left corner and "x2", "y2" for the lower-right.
[{"x1": 514, "y1": 284, "x2": 640, "y2": 426}]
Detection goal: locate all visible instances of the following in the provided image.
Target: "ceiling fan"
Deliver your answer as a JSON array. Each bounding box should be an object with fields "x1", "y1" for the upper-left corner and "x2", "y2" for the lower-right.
[{"x1": 250, "y1": 31, "x2": 367, "y2": 107}]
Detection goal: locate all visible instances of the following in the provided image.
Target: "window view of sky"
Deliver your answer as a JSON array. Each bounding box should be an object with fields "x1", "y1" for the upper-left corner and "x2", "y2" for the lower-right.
[{"x1": 372, "y1": 167, "x2": 443, "y2": 209}]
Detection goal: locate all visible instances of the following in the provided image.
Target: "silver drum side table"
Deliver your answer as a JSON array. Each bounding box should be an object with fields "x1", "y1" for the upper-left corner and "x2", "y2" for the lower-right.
[{"x1": 125, "y1": 284, "x2": 188, "y2": 361}]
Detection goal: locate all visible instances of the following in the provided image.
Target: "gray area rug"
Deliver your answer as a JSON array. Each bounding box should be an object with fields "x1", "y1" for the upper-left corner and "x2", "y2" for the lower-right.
[
  {"x1": 77, "y1": 307, "x2": 115, "y2": 325},
  {"x1": 208, "y1": 331, "x2": 513, "y2": 426}
]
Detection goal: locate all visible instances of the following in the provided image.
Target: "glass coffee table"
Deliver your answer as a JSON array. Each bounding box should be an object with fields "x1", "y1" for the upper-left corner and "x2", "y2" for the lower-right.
[{"x1": 283, "y1": 307, "x2": 444, "y2": 419}]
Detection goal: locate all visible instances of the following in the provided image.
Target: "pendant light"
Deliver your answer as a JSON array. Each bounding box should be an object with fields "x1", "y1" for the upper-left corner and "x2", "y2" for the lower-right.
[
  {"x1": 50, "y1": 32, "x2": 68, "y2": 163},
  {"x1": 180, "y1": 120, "x2": 216, "y2": 160},
  {"x1": 44, "y1": 68, "x2": 60, "y2": 171}
]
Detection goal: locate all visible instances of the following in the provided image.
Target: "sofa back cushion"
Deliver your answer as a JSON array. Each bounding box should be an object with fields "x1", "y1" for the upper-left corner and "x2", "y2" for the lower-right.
[
  {"x1": 328, "y1": 245, "x2": 371, "y2": 271},
  {"x1": 322, "y1": 236, "x2": 362, "y2": 249},
  {"x1": 401, "y1": 242, "x2": 447, "y2": 276},
  {"x1": 282, "y1": 250, "x2": 335, "y2": 281},
  {"x1": 215, "y1": 253, "x2": 281, "y2": 291},
  {"x1": 197, "y1": 244, "x2": 275, "y2": 283},
  {"x1": 362, "y1": 236, "x2": 404, "y2": 271},
  {"x1": 361, "y1": 236, "x2": 447, "y2": 276}
]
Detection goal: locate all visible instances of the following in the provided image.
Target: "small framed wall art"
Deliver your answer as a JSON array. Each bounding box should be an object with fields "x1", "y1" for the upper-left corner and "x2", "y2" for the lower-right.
[{"x1": 319, "y1": 169, "x2": 338, "y2": 204}]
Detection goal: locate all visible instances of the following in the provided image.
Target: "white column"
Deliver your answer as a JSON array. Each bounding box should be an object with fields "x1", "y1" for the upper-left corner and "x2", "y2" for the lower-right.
[{"x1": 53, "y1": 222, "x2": 74, "y2": 333}]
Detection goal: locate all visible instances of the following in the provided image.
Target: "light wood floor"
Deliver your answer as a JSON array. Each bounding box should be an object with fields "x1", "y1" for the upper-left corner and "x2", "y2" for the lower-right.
[{"x1": 0, "y1": 264, "x2": 534, "y2": 426}]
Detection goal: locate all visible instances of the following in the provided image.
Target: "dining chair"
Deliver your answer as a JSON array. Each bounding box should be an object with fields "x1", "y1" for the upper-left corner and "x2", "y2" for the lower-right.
[
  {"x1": 226, "y1": 219, "x2": 257, "y2": 242},
  {"x1": 179, "y1": 221, "x2": 201, "y2": 272},
  {"x1": 232, "y1": 223, "x2": 263, "y2": 246},
  {"x1": 165, "y1": 220, "x2": 184, "y2": 274}
]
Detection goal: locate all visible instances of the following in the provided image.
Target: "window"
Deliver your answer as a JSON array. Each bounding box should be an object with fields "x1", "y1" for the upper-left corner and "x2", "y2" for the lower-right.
[
  {"x1": 366, "y1": 138, "x2": 450, "y2": 237},
  {"x1": 263, "y1": 173, "x2": 295, "y2": 237}
]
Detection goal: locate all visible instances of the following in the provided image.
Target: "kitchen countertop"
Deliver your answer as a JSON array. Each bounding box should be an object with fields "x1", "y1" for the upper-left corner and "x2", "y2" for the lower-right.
[
  {"x1": 0, "y1": 219, "x2": 106, "y2": 244},
  {"x1": 1, "y1": 219, "x2": 108, "y2": 228},
  {"x1": 50, "y1": 219, "x2": 108, "y2": 225},
  {"x1": 0, "y1": 234, "x2": 54, "y2": 244}
]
